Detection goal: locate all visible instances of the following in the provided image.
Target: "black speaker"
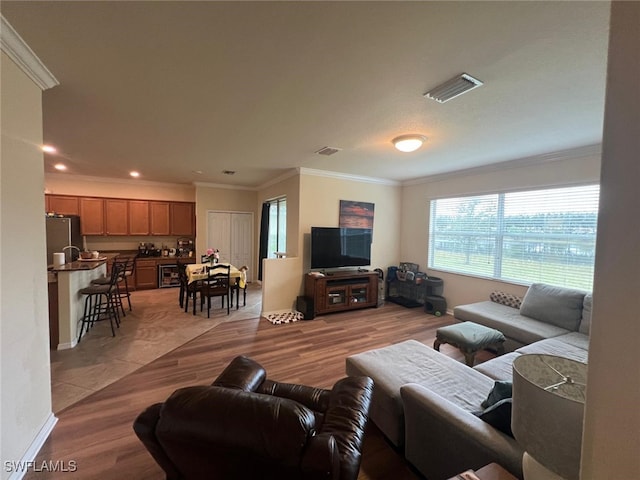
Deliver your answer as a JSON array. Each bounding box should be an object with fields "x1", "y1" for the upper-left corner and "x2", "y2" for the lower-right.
[
  {"x1": 425, "y1": 295, "x2": 447, "y2": 316},
  {"x1": 296, "y1": 296, "x2": 315, "y2": 320}
]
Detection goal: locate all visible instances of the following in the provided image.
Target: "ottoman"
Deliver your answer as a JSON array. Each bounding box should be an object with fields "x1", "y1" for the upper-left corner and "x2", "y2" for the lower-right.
[{"x1": 434, "y1": 321, "x2": 505, "y2": 366}]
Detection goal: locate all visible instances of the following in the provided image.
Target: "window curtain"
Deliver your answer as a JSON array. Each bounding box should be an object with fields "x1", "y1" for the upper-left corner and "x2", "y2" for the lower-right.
[{"x1": 258, "y1": 202, "x2": 270, "y2": 281}]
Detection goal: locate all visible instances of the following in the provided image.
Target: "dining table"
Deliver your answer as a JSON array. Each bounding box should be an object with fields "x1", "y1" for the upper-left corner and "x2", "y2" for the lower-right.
[{"x1": 185, "y1": 262, "x2": 246, "y2": 310}]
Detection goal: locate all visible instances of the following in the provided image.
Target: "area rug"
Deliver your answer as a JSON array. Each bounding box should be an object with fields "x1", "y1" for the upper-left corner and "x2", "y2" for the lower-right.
[{"x1": 265, "y1": 310, "x2": 304, "y2": 325}]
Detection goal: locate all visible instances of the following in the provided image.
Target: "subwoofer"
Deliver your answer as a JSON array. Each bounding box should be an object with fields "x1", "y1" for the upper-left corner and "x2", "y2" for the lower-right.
[{"x1": 296, "y1": 296, "x2": 315, "y2": 320}]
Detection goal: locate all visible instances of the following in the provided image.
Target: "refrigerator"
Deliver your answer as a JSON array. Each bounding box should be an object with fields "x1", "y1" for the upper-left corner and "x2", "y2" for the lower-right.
[{"x1": 46, "y1": 216, "x2": 83, "y2": 265}]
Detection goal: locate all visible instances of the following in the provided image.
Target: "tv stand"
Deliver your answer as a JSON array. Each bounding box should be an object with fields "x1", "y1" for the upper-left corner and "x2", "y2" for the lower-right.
[{"x1": 304, "y1": 271, "x2": 378, "y2": 316}]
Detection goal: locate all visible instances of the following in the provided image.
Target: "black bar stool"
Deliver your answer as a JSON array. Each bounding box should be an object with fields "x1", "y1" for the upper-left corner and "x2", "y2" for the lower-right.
[
  {"x1": 92, "y1": 257, "x2": 129, "y2": 318},
  {"x1": 78, "y1": 263, "x2": 125, "y2": 342}
]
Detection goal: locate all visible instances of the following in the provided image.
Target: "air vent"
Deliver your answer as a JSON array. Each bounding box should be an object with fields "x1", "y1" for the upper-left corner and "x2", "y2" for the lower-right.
[
  {"x1": 424, "y1": 73, "x2": 483, "y2": 103},
  {"x1": 315, "y1": 146, "x2": 341, "y2": 156},
  {"x1": 222, "y1": 170, "x2": 236, "y2": 175}
]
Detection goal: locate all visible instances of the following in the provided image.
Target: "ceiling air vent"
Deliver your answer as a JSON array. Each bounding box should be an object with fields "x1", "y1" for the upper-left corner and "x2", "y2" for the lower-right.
[
  {"x1": 315, "y1": 146, "x2": 341, "y2": 156},
  {"x1": 424, "y1": 73, "x2": 483, "y2": 103}
]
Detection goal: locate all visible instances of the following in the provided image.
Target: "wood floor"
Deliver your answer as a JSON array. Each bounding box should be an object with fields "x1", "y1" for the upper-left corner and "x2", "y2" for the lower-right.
[{"x1": 27, "y1": 288, "x2": 495, "y2": 480}]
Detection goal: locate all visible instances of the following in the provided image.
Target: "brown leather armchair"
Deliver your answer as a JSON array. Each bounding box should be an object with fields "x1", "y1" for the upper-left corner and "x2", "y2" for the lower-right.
[{"x1": 133, "y1": 355, "x2": 373, "y2": 480}]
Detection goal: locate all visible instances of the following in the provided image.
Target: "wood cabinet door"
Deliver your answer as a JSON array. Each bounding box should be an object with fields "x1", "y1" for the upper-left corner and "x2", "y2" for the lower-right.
[
  {"x1": 47, "y1": 195, "x2": 79, "y2": 215},
  {"x1": 135, "y1": 260, "x2": 158, "y2": 289},
  {"x1": 79, "y1": 197, "x2": 105, "y2": 235},
  {"x1": 150, "y1": 202, "x2": 170, "y2": 235},
  {"x1": 128, "y1": 200, "x2": 150, "y2": 235},
  {"x1": 170, "y1": 202, "x2": 195, "y2": 236},
  {"x1": 105, "y1": 199, "x2": 128, "y2": 235}
]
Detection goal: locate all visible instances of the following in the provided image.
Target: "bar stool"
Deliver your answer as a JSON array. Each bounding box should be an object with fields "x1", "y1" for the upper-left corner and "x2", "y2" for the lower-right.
[
  {"x1": 92, "y1": 257, "x2": 128, "y2": 318},
  {"x1": 78, "y1": 263, "x2": 125, "y2": 342}
]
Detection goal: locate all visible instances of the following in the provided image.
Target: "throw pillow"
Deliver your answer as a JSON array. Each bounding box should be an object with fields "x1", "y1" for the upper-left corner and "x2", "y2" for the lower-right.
[
  {"x1": 481, "y1": 380, "x2": 513, "y2": 409},
  {"x1": 474, "y1": 398, "x2": 513, "y2": 437},
  {"x1": 579, "y1": 293, "x2": 592, "y2": 335},
  {"x1": 519, "y1": 283, "x2": 586, "y2": 331},
  {"x1": 489, "y1": 291, "x2": 522, "y2": 309}
]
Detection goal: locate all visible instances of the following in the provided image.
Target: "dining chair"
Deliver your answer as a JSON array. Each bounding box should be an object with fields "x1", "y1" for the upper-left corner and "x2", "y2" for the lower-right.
[
  {"x1": 201, "y1": 264, "x2": 231, "y2": 317},
  {"x1": 178, "y1": 261, "x2": 202, "y2": 315}
]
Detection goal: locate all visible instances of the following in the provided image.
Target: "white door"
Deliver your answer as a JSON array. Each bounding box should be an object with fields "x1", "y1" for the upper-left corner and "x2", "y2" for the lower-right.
[
  {"x1": 207, "y1": 212, "x2": 231, "y2": 262},
  {"x1": 207, "y1": 211, "x2": 253, "y2": 282},
  {"x1": 231, "y1": 213, "x2": 253, "y2": 281}
]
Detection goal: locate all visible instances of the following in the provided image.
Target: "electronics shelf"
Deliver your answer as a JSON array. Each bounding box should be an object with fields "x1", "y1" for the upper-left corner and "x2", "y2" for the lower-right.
[{"x1": 304, "y1": 271, "x2": 378, "y2": 316}]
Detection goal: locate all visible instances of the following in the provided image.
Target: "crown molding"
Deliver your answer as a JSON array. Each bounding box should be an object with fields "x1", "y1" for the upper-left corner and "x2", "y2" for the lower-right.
[
  {"x1": 257, "y1": 168, "x2": 300, "y2": 190},
  {"x1": 402, "y1": 144, "x2": 602, "y2": 186},
  {"x1": 193, "y1": 181, "x2": 256, "y2": 191},
  {"x1": 298, "y1": 167, "x2": 400, "y2": 186},
  {"x1": 1, "y1": 15, "x2": 59, "y2": 90}
]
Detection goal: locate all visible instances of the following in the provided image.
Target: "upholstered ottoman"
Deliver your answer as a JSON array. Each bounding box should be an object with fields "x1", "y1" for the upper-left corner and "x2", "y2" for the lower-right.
[
  {"x1": 434, "y1": 321, "x2": 505, "y2": 366},
  {"x1": 345, "y1": 339, "x2": 494, "y2": 448}
]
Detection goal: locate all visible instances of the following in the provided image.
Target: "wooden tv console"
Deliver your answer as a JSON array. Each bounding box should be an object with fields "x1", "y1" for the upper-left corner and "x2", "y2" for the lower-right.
[{"x1": 304, "y1": 271, "x2": 378, "y2": 316}]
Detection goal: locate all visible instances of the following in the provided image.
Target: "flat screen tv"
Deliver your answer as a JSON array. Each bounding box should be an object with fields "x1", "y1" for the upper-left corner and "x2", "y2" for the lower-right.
[{"x1": 310, "y1": 227, "x2": 372, "y2": 270}]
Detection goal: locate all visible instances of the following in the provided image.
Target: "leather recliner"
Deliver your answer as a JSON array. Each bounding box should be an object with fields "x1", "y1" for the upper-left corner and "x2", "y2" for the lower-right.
[{"x1": 133, "y1": 355, "x2": 374, "y2": 480}]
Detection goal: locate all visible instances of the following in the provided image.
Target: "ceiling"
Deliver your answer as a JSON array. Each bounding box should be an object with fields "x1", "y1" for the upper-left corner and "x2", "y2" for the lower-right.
[{"x1": 1, "y1": 1, "x2": 611, "y2": 188}]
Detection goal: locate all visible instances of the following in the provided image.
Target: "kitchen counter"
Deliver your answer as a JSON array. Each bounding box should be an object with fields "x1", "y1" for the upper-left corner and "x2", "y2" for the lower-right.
[{"x1": 48, "y1": 252, "x2": 118, "y2": 272}]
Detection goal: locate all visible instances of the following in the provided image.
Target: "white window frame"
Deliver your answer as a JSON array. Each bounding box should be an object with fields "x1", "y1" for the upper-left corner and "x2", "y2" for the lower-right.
[{"x1": 428, "y1": 184, "x2": 599, "y2": 290}]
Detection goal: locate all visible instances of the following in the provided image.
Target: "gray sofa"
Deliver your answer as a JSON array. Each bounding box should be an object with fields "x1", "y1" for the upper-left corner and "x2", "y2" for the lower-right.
[{"x1": 345, "y1": 283, "x2": 591, "y2": 480}]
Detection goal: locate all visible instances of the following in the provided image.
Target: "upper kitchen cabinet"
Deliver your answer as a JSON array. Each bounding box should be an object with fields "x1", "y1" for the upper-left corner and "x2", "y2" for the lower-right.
[
  {"x1": 105, "y1": 199, "x2": 129, "y2": 235},
  {"x1": 170, "y1": 202, "x2": 195, "y2": 236},
  {"x1": 46, "y1": 195, "x2": 79, "y2": 215},
  {"x1": 150, "y1": 202, "x2": 171, "y2": 235},
  {"x1": 129, "y1": 200, "x2": 150, "y2": 235},
  {"x1": 79, "y1": 197, "x2": 105, "y2": 235}
]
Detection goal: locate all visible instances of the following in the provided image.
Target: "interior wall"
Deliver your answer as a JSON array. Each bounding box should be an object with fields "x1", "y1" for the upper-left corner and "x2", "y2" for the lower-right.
[
  {"x1": 45, "y1": 173, "x2": 195, "y2": 201},
  {"x1": 257, "y1": 173, "x2": 300, "y2": 257},
  {"x1": 581, "y1": 2, "x2": 640, "y2": 477},
  {"x1": 0, "y1": 51, "x2": 54, "y2": 478},
  {"x1": 299, "y1": 172, "x2": 401, "y2": 274},
  {"x1": 400, "y1": 148, "x2": 601, "y2": 309}
]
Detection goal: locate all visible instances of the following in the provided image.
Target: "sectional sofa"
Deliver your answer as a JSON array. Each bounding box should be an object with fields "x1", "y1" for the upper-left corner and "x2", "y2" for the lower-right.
[{"x1": 346, "y1": 283, "x2": 591, "y2": 480}]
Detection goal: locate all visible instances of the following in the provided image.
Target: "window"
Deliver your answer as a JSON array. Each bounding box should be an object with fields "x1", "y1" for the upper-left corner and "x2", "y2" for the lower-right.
[
  {"x1": 429, "y1": 185, "x2": 599, "y2": 290},
  {"x1": 267, "y1": 197, "x2": 286, "y2": 258}
]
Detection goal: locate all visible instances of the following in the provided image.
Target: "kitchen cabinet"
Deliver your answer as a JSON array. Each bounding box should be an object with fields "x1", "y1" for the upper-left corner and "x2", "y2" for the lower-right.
[
  {"x1": 47, "y1": 195, "x2": 79, "y2": 215},
  {"x1": 136, "y1": 259, "x2": 158, "y2": 289},
  {"x1": 150, "y1": 202, "x2": 171, "y2": 235},
  {"x1": 170, "y1": 202, "x2": 195, "y2": 236},
  {"x1": 105, "y1": 199, "x2": 128, "y2": 235},
  {"x1": 128, "y1": 200, "x2": 150, "y2": 235},
  {"x1": 79, "y1": 197, "x2": 105, "y2": 235}
]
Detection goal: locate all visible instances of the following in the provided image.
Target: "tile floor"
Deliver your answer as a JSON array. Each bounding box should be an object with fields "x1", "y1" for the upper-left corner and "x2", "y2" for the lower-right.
[{"x1": 50, "y1": 283, "x2": 262, "y2": 412}]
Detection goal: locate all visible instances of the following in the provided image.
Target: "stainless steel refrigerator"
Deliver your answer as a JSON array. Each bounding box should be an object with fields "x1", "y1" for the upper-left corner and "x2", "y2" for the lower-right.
[{"x1": 46, "y1": 216, "x2": 83, "y2": 264}]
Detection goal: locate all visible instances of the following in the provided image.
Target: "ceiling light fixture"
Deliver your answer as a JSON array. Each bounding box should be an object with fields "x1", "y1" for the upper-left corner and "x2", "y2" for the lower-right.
[
  {"x1": 130, "y1": 171, "x2": 140, "y2": 178},
  {"x1": 392, "y1": 134, "x2": 427, "y2": 153},
  {"x1": 42, "y1": 145, "x2": 57, "y2": 154},
  {"x1": 54, "y1": 163, "x2": 67, "y2": 171}
]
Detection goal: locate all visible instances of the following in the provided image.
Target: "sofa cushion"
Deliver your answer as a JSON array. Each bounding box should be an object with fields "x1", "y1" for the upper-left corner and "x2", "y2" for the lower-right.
[
  {"x1": 579, "y1": 293, "x2": 592, "y2": 335},
  {"x1": 345, "y1": 339, "x2": 493, "y2": 447},
  {"x1": 454, "y1": 301, "x2": 569, "y2": 346},
  {"x1": 519, "y1": 283, "x2": 586, "y2": 331},
  {"x1": 517, "y1": 335, "x2": 589, "y2": 363},
  {"x1": 474, "y1": 352, "x2": 522, "y2": 382}
]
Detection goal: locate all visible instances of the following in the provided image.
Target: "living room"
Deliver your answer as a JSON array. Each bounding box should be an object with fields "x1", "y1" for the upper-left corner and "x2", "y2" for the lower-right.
[{"x1": 2, "y1": 2, "x2": 639, "y2": 480}]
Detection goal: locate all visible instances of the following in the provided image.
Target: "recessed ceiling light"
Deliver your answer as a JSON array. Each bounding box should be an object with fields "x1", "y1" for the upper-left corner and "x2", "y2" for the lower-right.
[
  {"x1": 192, "y1": 170, "x2": 203, "y2": 175},
  {"x1": 54, "y1": 163, "x2": 67, "y2": 171},
  {"x1": 392, "y1": 134, "x2": 427, "y2": 153},
  {"x1": 42, "y1": 145, "x2": 57, "y2": 154},
  {"x1": 130, "y1": 171, "x2": 140, "y2": 178}
]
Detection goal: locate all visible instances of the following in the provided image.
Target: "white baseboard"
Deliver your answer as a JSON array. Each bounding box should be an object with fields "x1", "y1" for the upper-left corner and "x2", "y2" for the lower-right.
[
  {"x1": 7, "y1": 412, "x2": 58, "y2": 480},
  {"x1": 57, "y1": 340, "x2": 77, "y2": 350}
]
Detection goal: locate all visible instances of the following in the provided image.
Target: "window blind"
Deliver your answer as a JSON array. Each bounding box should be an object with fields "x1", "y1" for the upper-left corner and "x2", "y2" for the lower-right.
[{"x1": 429, "y1": 185, "x2": 599, "y2": 290}]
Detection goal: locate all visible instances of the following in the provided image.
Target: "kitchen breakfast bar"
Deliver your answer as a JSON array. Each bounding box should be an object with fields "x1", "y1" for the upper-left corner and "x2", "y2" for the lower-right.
[{"x1": 48, "y1": 254, "x2": 116, "y2": 349}]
